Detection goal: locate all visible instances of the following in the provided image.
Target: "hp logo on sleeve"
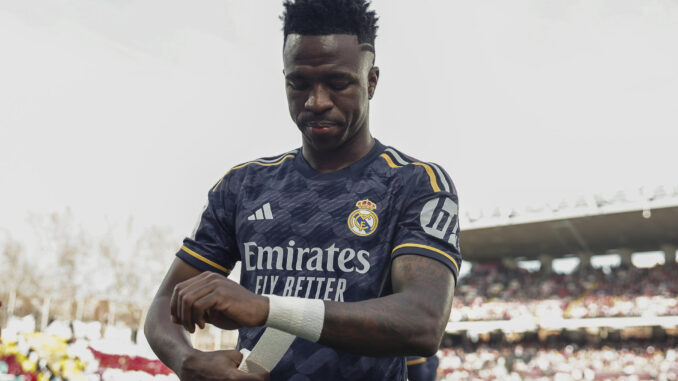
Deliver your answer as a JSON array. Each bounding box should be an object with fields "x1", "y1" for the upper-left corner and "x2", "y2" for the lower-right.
[{"x1": 419, "y1": 197, "x2": 459, "y2": 246}]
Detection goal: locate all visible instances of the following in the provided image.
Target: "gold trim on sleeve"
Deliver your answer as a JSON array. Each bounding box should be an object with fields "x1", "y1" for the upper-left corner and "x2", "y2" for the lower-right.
[
  {"x1": 391, "y1": 243, "x2": 459, "y2": 273},
  {"x1": 181, "y1": 245, "x2": 231, "y2": 274}
]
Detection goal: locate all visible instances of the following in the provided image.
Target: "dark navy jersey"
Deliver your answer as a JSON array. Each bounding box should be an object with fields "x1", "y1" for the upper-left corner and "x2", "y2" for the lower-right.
[{"x1": 176, "y1": 139, "x2": 461, "y2": 381}]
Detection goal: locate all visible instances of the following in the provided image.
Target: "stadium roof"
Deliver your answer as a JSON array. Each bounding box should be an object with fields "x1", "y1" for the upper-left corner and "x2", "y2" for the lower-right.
[{"x1": 460, "y1": 185, "x2": 678, "y2": 261}]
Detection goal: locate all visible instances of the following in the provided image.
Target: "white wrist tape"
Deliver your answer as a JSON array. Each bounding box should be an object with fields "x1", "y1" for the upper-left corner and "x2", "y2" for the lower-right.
[
  {"x1": 238, "y1": 329, "x2": 295, "y2": 373},
  {"x1": 264, "y1": 295, "x2": 325, "y2": 342}
]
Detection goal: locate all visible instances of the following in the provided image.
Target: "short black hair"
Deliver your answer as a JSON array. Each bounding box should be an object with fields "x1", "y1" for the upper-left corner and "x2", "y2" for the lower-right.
[{"x1": 281, "y1": 0, "x2": 379, "y2": 51}]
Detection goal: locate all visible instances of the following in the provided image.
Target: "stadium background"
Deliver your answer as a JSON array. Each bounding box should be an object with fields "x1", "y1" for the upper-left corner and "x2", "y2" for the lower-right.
[
  {"x1": 3, "y1": 187, "x2": 677, "y2": 380},
  {"x1": 2, "y1": 0, "x2": 678, "y2": 380}
]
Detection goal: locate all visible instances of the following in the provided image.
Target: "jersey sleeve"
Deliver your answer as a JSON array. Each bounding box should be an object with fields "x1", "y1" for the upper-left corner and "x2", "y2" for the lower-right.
[
  {"x1": 176, "y1": 176, "x2": 239, "y2": 276},
  {"x1": 391, "y1": 164, "x2": 462, "y2": 283}
]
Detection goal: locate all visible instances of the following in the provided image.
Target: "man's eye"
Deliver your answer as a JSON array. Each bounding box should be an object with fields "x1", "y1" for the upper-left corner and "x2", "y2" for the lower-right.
[
  {"x1": 287, "y1": 81, "x2": 309, "y2": 91},
  {"x1": 329, "y1": 81, "x2": 350, "y2": 91}
]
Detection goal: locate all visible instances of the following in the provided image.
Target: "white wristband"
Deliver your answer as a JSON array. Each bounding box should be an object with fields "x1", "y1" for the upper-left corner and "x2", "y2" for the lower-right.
[{"x1": 264, "y1": 295, "x2": 325, "y2": 343}]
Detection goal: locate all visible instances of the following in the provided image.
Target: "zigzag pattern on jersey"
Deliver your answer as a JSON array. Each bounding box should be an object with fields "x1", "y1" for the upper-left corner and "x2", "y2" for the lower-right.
[
  {"x1": 378, "y1": 148, "x2": 451, "y2": 193},
  {"x1": 212, "y1": 150, "x2": 298, "y2": 192}
]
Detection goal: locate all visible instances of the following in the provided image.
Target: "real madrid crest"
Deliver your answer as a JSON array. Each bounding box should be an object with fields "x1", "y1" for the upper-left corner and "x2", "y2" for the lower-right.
[{"x1": 348, "y1": 199, "x2": 379, "y2": 236}]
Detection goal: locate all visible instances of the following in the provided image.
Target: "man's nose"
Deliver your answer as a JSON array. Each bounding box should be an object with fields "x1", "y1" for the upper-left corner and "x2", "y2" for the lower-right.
[{"x1": 304, "y1": 85, "x2": 333, "y2": 114}]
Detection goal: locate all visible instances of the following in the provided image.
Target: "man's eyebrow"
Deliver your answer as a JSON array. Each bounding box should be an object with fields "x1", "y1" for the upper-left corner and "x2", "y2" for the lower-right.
[
  {"x1": 285, "y1": 71, "x2": 357, "y2": 80},
  {"x1": 285, "y1": 72, "x2": 306, "y2": 80},
  {"x1": 325, "y1": 72, "x2": 356, "y2": 80}
]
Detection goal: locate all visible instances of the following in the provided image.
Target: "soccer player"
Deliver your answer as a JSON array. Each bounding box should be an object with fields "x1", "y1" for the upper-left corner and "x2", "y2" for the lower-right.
[{"x1": 144, "y1": 0, "x2": 461, "y2": 380}]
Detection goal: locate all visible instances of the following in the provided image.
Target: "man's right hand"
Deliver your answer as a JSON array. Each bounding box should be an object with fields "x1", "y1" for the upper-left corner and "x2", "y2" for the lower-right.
[
  {"x1": 179, "y1": 349, "x2": 270, "y2": 381},
  {"x1": 170, "y1": 271, "x2": 269, "y2": 333}
]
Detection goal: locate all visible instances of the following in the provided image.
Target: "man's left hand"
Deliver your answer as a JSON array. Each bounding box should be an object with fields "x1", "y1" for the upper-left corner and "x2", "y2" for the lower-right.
[{"x1": 170, "y1": 272, "x2": 269, "y2": 333}]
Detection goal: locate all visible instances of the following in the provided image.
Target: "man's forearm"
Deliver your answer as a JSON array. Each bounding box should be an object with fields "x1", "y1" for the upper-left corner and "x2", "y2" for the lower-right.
[
  {"x1": 318, "y1": 255, "x2": 455, "y2": 357},
  {"x1": 145, "y1": 295, "x2": 196, "y2": 374},
  {"x1": 319, "y1": 295, "x2": 440, "y2": 356}
]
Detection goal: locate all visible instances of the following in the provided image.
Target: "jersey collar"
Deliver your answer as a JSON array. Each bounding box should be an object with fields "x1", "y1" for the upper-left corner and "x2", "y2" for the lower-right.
[{"x1": 293, "y1": 139, "x2": 386, "y2": 180}]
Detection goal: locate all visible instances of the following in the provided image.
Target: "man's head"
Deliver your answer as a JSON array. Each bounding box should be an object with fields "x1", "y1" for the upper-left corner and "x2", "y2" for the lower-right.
[
  {"x1": 281, "y1": 0, "x2": 380, "y2": 154},
  {"x1": 282, "y1": 0, "x2": 378, "y2": 52}
]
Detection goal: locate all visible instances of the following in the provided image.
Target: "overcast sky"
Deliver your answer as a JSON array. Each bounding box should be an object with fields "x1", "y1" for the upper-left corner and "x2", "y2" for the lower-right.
[{"x1": 1, "y1": 0, "x2": 677, "y2": 248}]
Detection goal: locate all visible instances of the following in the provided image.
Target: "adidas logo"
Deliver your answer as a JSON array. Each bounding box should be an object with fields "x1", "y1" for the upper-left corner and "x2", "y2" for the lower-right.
[{"x1": 247, "y1": 202, "x2": 274, "y2": 221}]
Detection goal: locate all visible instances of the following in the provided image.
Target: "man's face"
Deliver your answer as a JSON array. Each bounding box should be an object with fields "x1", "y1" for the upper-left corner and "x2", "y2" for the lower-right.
[{"x1": 283, "y1": 34, "x2": 378, "y2": 152}]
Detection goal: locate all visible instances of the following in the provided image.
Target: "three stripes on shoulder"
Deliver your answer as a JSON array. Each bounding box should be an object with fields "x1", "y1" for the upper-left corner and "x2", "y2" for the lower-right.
[{"x1": 248, "y1": 202, "x2": 274, "y2": 221}]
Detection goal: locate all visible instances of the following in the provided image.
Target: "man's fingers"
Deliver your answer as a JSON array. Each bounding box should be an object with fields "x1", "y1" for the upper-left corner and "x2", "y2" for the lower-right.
[
  {"x1": 179, "y1": 272, "x2": 232, "y2": 332},
  {"x1": 171, "y1": 272, "x2": 214, "y2": 331},
  {"x1": 171, "y1": 273, "x2": 201, "y2": 323},
  {"x1": 180, "y1": 280, "x2": 219, "y2": 333},
  {"x1": 191, "y1": 293, "x2": 220, "y2": 331},
  {"x1": 170, "y1": 281, "x2": 180, "y2": 322},
  {"x1": 170, "y1": 271, "x2": 241, "y2": 333}
]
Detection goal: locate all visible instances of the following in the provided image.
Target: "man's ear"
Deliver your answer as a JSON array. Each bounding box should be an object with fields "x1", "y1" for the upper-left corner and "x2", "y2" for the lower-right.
[{"x1": 368, "y1": 66, "x2": 380, "y2": 100}]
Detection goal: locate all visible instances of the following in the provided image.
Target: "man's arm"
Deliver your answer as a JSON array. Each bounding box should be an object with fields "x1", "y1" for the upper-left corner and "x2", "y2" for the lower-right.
[
  {"x1": 172, "y1": 254, "x2": 455, "y2": 357},
  {"x1": 145, "y1": 258, "x2": 269, "y2": 381},
  {"x1": 145, "y1": 258, "x2": 201, "y2": 373},
  {"x1": 320, "y1": 254, "x2": 455, "y2": 356}
]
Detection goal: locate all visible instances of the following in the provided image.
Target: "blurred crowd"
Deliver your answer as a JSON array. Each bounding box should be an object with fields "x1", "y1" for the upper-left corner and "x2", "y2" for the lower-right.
[
  {"x1": 452, "y1": 262, "x2": 678, "y2": 322},
  {"x1": 438, "y1": 340, "x2": 678, "y2": 381},
  {"x1": 3, "y1": 261, "x2": 678, "y2": 380},
  {"x1": 0, "y1": 319, "x2": 174, "y2": 381}
]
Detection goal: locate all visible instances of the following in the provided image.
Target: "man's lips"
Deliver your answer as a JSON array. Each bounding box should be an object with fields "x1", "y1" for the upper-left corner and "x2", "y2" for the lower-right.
[
  {"x1": 304, "y1": 121, "x2": 339, "y2": 134},
  {"x1": 305, "y1": 121, "x2": 338, "y2": 127}
]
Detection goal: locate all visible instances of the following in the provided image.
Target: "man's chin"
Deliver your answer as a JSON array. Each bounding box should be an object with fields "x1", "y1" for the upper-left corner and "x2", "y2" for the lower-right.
[
  {"x1": 301, "y1": 127, "x2": 345, "y2": 151},
  {"x1": 303, "y1": 134, "x2": 344, "y2": 152}
]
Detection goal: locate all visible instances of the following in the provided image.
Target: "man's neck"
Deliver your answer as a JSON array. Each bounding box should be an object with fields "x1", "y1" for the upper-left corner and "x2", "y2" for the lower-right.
[{"x1": 302, "y1": 132, "x2": 375, "y2": 174}]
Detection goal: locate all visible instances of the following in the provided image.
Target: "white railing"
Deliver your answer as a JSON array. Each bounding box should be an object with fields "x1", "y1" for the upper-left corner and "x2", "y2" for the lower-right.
[{"x1": 461, "y1": 184, "x2": 678, "y2": 229}]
